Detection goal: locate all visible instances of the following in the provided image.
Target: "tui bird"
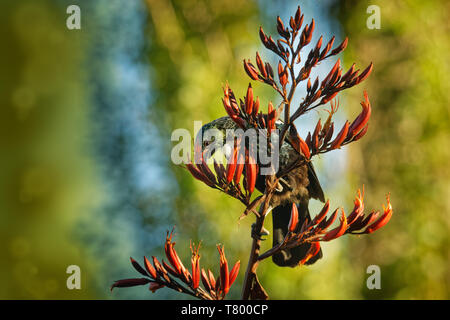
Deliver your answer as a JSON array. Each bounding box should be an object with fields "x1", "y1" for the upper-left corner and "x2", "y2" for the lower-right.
[{"x1": 197, "y1": 116, "x2": 325, "y2": 267}]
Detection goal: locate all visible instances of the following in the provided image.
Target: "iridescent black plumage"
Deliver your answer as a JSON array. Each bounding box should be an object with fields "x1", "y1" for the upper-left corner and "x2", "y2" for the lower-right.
[{"x1": 199, "y1": 116, "x2": 325, "y2": 267}]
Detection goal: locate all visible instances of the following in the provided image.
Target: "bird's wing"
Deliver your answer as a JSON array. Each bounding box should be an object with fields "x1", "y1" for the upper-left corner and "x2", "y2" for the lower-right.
[
  {"x1": 283, "y1": 127, "x2": 326, "y2": 203},
  {"x1": 307, "y1": 162, "x2": 325, "y2": 203}
]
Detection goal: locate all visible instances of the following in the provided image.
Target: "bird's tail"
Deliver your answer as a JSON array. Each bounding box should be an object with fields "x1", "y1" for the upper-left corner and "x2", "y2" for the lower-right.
[{"x1": 272, "y1": 202, "x2": 323, "y2": 267}]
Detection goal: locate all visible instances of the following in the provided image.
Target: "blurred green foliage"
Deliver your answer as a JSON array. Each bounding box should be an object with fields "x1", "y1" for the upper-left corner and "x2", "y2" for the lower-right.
[
  {"x1": 333, "y1": 0, "x2": 449, "y2": 299},
  {"x1": 145, "y1": 0, "x2": 268, "y2": 299},
  {"x1": 0, "y1": 0, "x2": 100, "y2": 298},
  {"x1": 147, "y1": 0, "x2": 449, "y2": 299}
]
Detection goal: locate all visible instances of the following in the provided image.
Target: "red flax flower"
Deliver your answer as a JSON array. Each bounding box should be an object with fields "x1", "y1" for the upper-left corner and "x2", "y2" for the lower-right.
[
  {"x1": 364, "y1": 195, "x2": 393, "y2": 234},
  {"x1": 190, "y1": 241, "x2": 201, "y2": 290},
  {"x1": 245, "y1": 150, "x2": 258, "y2": 195},
  {"x1": 257, "y1": 188, "x2": 393, "y2": 265},
  {"x1": 289, "y1": 124, "x2": 311, "y2": 159},
  {"x1": 217, "y1": 245, "x2": 229, "y2": 297},
  {"x1": 226, "y1": 146, "x2": 238, "y2": 184},
  {"x1": 243, "y1": 59, "x2": 259, "y2": 80},
  {"x1": 184, "y1": 135, "x2": 263, "y2": 216},
  {"x1": 348, "y1": 91, "x2": 371, "y2": 138},
  {"x1": 111, "y1": 229, "x2": 240, "y2": 300},
  {"x1": 321, "y1": 209, "x2": 347, "y2": 241},
  {"x1": 184, "y1": 148, "x2": 253, "y2": 206},
  {"x1": 292, "y1": 91, "x2": 373, "y2": 158},
  {"x1": 299, "y1": 242, "x2": 321, "y2": 265},
  {"x1": 221, "y1": 83, "x2": 280, "y2": 133},
  {"x1": 288, "y1": 203, "x2": 299, "y2": 232}
]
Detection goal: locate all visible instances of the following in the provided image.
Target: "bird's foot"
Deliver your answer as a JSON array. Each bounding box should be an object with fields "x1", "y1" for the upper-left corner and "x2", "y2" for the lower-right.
[
  {"x1": 278, "y1": 177, "x2": 292, "y2": 191},
  {"x1": 251, "y1": 223, "x2": 270, "y2": 241},
  {"x1": 272, "y1": 177, "x2": 293, "y2": 193}
]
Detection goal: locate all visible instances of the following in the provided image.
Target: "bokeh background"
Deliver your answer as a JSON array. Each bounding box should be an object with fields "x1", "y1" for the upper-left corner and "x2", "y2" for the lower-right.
[{"x1": 0, "y1": 0, "x2": 448, "y2": 299}]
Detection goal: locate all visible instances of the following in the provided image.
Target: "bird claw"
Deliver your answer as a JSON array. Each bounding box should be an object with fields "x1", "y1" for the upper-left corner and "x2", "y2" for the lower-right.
[
  {"x1": 275, "y1": 182, "x2": 283, "y2": 192},
  {"x1": 251, "y1": 223, "x2": 270, "y2": 241},
  {"x1": 273, "y1": 178, "x2": 292, "y2": 193},
  {"x1": 279, "y1": 177, "x2": 292, "y2": 191}
]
